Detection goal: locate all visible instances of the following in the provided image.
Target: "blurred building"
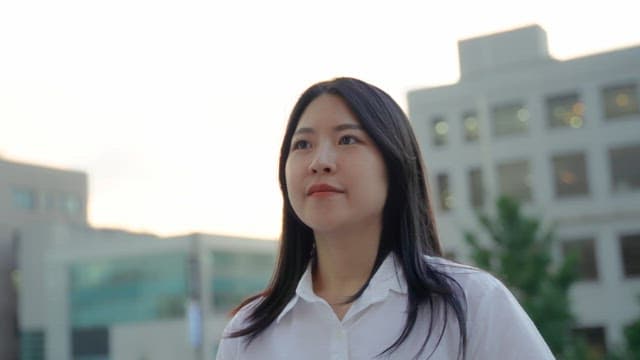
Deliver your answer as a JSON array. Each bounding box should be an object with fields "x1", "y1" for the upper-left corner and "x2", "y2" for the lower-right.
[
  {"x1": 18, "y1": 224, "x2": 275, "y2": 360},
  {"x1": 408, "y1": 25, "x2": 640, "y2": 354},
  {"x1": 1, "y1": 157, "x2": 277, "y2": 360},
  {"x1": 0, "y1": 158, "x2": 88, "y2": 360}
]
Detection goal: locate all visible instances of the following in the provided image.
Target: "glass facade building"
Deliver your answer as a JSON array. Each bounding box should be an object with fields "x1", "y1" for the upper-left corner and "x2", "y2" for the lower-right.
[
  {"x1": 57, "y1": 248, "x2": 275, "y2": 359},
  {"x1": 211, "y1": 250, "x2": 276, "y2": 313},
  {"x1": 70, "y1": 253, "x2": 188, "y2": 328}
]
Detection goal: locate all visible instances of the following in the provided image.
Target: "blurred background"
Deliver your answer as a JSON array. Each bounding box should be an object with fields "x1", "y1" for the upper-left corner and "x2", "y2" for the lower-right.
[{"x1": 1, "y1": 0, "x2": 639, "y2": 359}]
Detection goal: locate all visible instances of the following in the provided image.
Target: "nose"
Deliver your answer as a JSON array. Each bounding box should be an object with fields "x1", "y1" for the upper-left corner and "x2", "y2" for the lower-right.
[{"x1": 309, "y1": 142, "x2": 336, "y2": 174}]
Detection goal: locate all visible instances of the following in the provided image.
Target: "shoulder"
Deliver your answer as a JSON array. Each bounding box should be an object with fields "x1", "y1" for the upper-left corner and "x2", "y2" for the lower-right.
[
  {"x1": 423, "y1": 256, "x2": 554, "y2": 358},
  {"x1": 222, "y1": 297, "x2": 264, "y2": 336},
  {"x1": 216, "y1": 298, "x2": 263, "y2": 360},
  {"x1": 423, "y1": 256, "x2": 530, "y2": 329},
  {"x1": 424, "y1": 255, "x2": 504, "y2": 298}
]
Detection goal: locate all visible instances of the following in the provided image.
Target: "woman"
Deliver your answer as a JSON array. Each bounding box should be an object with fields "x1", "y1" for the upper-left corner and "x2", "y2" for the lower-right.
[{"x1": 216, "y1": 78, "x2": 553, "y2": 359}]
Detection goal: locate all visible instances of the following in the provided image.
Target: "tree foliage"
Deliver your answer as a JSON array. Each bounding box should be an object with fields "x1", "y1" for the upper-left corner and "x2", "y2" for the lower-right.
[
  {"x1": 464, "y1": 196, "x2": 578, "y2": 356},
  {"x1": 624, "y1": 316, "x2": 640, "y2": 359}
]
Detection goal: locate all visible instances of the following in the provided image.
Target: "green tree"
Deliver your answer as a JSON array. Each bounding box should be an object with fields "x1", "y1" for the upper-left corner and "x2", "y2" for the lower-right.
[
  {"x1": 613, "y1": 297, "x2": 640, "y2": 359},
  {"x1": 464, "y1": 196, "x2": 579, "y2": 357},
  {"x1": 604, "y1": 308, "x2": 640, "y2": 360},
  {"x1": 624, "y1": 316, "x2": 640, "y2": 359}
]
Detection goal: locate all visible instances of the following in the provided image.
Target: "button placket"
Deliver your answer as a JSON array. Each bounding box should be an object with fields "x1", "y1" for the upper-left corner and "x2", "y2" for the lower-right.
[{"x1": 330, "y1": 324, "x2": 349, "y2": 360}]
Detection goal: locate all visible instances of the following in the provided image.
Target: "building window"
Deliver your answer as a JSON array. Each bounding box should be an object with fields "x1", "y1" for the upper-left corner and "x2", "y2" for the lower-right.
[
  {"x1": 573, "y1": 326, "x2": 607, "y2": 359},
  {"x1": 70, "y1": 253, "x2": 188, "y2": 327},
  {"x1": 497, "y1": 160, "x2": 532, "y2": 201},
  {"x1": 620, "y1": 233, "x2": 640, "y2": 277},
  {"x1": 552, "y1": 152, "x2": 589, "y2": 197},
  {"x1": 609, "y1": 144, "x2": 640, "y2": 192},
  {"x1": 20, "y1": 331, "x2": 44, "y2": 360},
  {"x1": 562, "y1": 238, "x2": 598, "y2": 281},
  {"x1": 547, "y1": 93, "x2": 585, "y2": 129},
  {"x1": 63, "y1": 195, "x2": 82, "y2": 215},
  {"x1": 462, "y1": 111, "x2": 480, "y2": 142},
  {"x1": 603, "y1": 83, "x2": 640, "y2": 119},
  {"x1": 211, "y1": 251, "x2": 275, "y2": 313},
  {"x1": 468, "y1": 167, "x2": 484, "y2": 208},
  {"x1": 431, "y1": 116, "x2": 448, "y2": 146},
  {"x1": 11, "y1": 188, "x2": 37, "y2": 211},
  {"x1": 492, "y1": 102, "x2": 529, "y2": 137},
  {"x1": 436, "y1": 173, "x2": 453, "y2": 211},
  {"x1": 72, "y1": 327, "x2": 109, "y2": 360}
]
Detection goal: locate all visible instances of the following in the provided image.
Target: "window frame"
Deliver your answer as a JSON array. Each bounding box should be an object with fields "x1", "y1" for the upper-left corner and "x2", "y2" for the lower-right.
[
  {"x1": 546, "y1": 92, "x2": 585, "y2": 129},
  {"x1": 602, "y1": 83, "x2": 640, "y2": 120},
  {"x1": 551, "y1": 151, "x2": 590, "y2": 198},
  {"x1": 496, "y1": 159, "x2": 532, "y2": 202},
  {"x1": 491, "y1": 102, "x2": 530, "y2": 137}
]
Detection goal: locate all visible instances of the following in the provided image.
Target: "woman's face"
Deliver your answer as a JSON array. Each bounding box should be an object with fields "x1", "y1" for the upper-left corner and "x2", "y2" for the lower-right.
[{"x1": 285, "y1": 94, "x2": 388, "y2": 235}]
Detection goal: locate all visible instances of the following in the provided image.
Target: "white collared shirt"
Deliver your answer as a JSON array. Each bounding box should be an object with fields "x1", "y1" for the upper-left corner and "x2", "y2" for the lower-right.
[{"x1": 216, "y1": 255, "x2": 554, "y2": 359}]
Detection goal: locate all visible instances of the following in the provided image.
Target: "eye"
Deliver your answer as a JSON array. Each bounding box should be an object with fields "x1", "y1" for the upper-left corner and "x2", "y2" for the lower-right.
[
  {"x1": 291, "y1": 139, "x2": 311, "y2": 150},
  {"x1": 338, "y1": 135, "x2": 359, "y2": 145}
]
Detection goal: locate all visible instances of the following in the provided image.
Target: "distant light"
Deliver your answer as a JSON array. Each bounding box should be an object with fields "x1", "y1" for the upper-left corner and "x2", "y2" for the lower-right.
[
  {"x1": 517, "y1": 108, "x2": 529, "y2": 122},
  {"x1": 435, "y1": 121, "x2": 449, "y2": 135},
  {"x1": 569, "y1": 116, "x2": 583, "y2": 128},
  {"x1": 464, "y1": 117, "x2": 478, "y2": 130},
  {"x1": 616, "y1": 93, "x2": 630, "y2": 107},
  {"x1": 560, "y1": 170, "x2": 577, "y2": 184},
  {"x1": 572, "y1": 102, "x2": 585, "y2": 115}
]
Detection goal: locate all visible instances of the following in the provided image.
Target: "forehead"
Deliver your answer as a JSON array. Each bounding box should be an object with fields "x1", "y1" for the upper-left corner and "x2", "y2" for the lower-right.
[{"x1": 296, "y1": 94, "x2": 360, "y2": 128}]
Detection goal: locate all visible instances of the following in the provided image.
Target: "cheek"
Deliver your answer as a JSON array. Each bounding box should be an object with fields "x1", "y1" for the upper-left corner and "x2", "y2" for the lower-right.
[
  {"x1": 370, "y1": 159, "x2": 389, "y2": 205},
  {"x1": 284, "y1": 159, "x2": 301, "y2": 204},
  {"x1": 285, "y1": 159, "x2": 297, "y2": 186}
]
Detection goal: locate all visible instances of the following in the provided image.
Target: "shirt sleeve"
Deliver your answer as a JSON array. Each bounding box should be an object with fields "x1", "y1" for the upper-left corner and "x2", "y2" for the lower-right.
[
  {"x1": 215, "y1": 299, "x2": 262, "y2": 360},
  {"x1": 466, "y1": 274, "x2": 555, "y2": 360},
  {"x1": 215, "y1": 317, "x2": 240, "y2": 360}
]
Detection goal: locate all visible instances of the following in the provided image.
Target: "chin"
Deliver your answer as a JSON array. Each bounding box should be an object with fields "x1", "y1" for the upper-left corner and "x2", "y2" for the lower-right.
[{"x1": 301, "y1": 215, "x2": 347, "y2": 234}]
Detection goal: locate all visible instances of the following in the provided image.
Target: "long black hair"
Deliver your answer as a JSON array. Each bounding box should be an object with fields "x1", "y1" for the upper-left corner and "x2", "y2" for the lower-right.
[{"x1": 229, "y1": 77, "x2": 467, "y2": 359}]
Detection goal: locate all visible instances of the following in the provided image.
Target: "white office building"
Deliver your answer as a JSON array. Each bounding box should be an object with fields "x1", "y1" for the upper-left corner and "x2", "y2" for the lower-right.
[
  {"x1": 1, "y1": 156, "x2": 277, "y2": 360},
  {"x1": 408, "y1": 25, "x2": 640, "y2": 353},
  {"x1": 18, "y1": 222, "x2": 276, "y2": 360},
  {"x1": 1, "y1": 157, "x2": 88, "y2": 360}
]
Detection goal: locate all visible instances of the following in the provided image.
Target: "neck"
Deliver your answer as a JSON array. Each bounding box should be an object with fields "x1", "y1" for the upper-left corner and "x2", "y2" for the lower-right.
[{"x1": 312, "y1": 222, "x2": 381, "y2": 303}]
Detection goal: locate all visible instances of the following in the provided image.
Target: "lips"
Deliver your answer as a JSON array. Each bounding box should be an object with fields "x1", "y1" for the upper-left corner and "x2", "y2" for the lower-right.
[{"x1": 307, "y1": 183, "x2": 344, "y2": 196}]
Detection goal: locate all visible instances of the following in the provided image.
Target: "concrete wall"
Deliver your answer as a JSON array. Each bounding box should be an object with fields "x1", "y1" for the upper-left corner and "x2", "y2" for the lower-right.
[{"x1": 111, "y1": 320, "x2": 194, "y2": 360}]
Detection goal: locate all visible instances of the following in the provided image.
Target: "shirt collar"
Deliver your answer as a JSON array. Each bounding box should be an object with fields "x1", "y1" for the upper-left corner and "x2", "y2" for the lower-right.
[{"x1": 276, "y1": 253, "x2": 407, "y2": 323}]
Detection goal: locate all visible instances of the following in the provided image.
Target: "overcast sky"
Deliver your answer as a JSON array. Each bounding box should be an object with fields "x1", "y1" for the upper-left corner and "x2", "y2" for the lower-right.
[{"x1": 1, "y1": 0, "x2": 638, "y2": 239}]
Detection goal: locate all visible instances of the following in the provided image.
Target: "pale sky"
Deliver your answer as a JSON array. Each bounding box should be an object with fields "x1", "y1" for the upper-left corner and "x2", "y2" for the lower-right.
[{"x1": 1, "y1": 0, "x2": 638, "y2": 239}]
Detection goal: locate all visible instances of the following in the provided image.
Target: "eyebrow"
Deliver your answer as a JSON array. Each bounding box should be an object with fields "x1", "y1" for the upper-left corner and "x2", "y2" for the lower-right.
[{"x1": 294, "y1": 123, "x2": 363, "y2": 135}]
